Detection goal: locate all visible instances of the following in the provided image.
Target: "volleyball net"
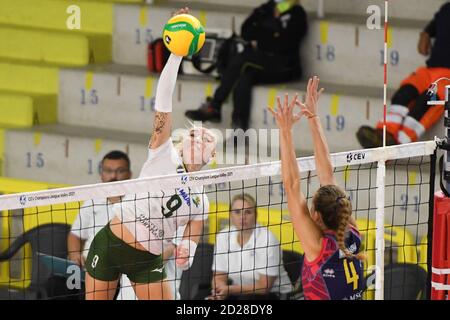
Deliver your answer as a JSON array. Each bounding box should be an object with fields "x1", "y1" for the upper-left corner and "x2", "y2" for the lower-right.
[{"x1": 0, "y1": 141, "x2": 437, "y2": 300}]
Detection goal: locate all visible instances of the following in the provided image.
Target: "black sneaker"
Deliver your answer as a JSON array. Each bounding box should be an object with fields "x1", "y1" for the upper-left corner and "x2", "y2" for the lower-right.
[
  {"x1": 385, "y1": 131, "x2": 397, "y2": 146},
  {"x1": 185, "y1": 98, "x2": 221, "y2": 123},
  {"x1": 356, "y1": 126, "x2": 397, "y2": 148},
  {"x1": 231, "y1": 120, "x2": 247, "y2": 131}
]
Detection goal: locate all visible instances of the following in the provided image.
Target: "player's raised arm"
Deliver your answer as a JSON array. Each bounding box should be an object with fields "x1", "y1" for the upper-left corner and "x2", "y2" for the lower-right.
[
  {"x1": 149, "y1": 7, "x2": 189, "y2": 150},
  {"x1": 269, "y1": 94, "x2": 323, "y2": 261},
  {"x1": 297, "y1": 77, "x2": 357, "y2": 228},
  {"x1": 296, "y1": 77, "x2": 336, "y2": 186},
  {"x1": 148, "y1": 53, "x2": 178, "y2": 149}
]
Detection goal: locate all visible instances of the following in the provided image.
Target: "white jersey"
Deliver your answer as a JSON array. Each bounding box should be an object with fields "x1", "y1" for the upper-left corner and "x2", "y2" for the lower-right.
[
  {"x1": 213, "y1": 223, "x2": 293, "y2": 294},
  {"x1": 115, "y1": 139, "x2": 209, "y2": 255},
  {"x1": 71, "y1": 199, "x2": 137, "y2": 300},
  {"x1": 71, "y1": 199, "x2": 113, "y2": 258}
]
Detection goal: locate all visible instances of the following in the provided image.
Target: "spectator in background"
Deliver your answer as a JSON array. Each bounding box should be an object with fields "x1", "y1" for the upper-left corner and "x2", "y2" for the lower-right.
[
  {"x1": 357, "y1": 2, "x2": 450, "y2": 148},
  {"x1": 207, "y1": 194, "x2": 292, "y2": 300},
  {"x1": 185, "y1": 0, "x2": 308, "y2": 131},
  {"x1": 67, "y1": 150, "x2": 136, "y2": 300}
]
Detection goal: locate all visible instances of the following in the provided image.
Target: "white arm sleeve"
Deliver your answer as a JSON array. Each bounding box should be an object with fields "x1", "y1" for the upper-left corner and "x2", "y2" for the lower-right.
[{"x1": 154, "y1": 54, "x2": 183, "y2": 113}]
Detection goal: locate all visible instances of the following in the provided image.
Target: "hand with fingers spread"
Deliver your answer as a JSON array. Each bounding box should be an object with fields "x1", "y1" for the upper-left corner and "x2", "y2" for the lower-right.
[
  {"x1": 295, "y1": 76, "x2": 324, "y2": 119},
  {"x1": 268, "y1": 93, "x2": 303, "y2": 131}
]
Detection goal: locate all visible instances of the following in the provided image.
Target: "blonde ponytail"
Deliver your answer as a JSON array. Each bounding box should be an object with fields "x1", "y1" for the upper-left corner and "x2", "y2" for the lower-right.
[{"x1": 313, "y1": 186, "x2": 366, "y2": 261}]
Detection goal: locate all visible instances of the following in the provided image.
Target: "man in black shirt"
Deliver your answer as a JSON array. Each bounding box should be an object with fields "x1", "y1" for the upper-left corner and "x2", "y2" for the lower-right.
[
  {"x1": 357, "y1": 2, "x2": 450, "y2": 148},
  {"x1": 185, "y1": 0, "x2": 308, "y2": 131}
]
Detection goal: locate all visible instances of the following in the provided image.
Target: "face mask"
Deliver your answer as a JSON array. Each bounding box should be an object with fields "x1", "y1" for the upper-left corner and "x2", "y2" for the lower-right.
[{"x1": 276, "y1": 0, "x2": 294, "y2": 14}]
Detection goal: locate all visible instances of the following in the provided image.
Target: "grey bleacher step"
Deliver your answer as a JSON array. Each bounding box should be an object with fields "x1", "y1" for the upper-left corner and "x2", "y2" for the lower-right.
[
  {"x1": 3, "y1": 123, "x2": 294, "y2": 185},
  {"x1": 58, "y1": 62, "x2": 444, "y2": 153},
  {"x1": 82, "y1": 61, "x2": 398, "y2": 98},
  {"x1": 165, "y1": 0, "x2": 446, "y2": 21},
  {"x1": 113, "y1": 3, "x2": 429, "y2": 89},
  {"x1": 3, "y1": 124, "x2": 148, "y2": 185},
  {"x1": 59, "y1": 62, "x2": 396, "y2": 152},
  {"x1": 158, "y1": 0, "x2": 436, "y2": 26},
  {"x1": 113, "y1": 4, "x2": 248, "y2": 66}
]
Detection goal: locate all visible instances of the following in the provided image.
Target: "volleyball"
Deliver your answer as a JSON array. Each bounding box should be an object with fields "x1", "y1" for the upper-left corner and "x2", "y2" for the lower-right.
[{"x1": 162, "y1": 14, "x2": 206, "y2": 57}]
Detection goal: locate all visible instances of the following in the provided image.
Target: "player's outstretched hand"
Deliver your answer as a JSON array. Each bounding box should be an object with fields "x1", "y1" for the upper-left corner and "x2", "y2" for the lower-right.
[
  {"x1": 295, "y1": 76, "x2": 324, "y2": 119},
  {"x1": 268, "y1": 93, "x2": 303, "y2": 131}
]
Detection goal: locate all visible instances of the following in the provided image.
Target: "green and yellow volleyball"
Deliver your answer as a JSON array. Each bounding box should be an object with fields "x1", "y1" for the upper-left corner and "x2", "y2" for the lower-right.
[{"x1": 163, "y1": 14, "x2": 206, "y2": 57}]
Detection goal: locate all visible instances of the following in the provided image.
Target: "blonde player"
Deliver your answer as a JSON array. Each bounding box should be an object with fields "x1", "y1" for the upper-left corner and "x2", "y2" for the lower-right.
[{"x1": 84, "y1": 7, "x2": 217, "y2": 300}]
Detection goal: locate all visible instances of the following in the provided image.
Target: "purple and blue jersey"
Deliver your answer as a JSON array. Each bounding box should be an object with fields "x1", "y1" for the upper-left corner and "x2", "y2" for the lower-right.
[{"x1": 302, "y1": 226, "x2": 364, "y2": 300}]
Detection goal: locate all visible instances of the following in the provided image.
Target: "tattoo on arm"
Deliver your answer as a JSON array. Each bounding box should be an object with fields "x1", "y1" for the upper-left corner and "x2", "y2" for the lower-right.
[{"x1": 149, "y1": 112, "x2": 168, "y2": 148}]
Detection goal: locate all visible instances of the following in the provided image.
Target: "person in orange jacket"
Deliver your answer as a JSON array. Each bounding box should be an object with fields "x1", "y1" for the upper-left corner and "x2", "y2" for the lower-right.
[{"x1": 357, "y1": 2, "x2": 450, "y2": 148}]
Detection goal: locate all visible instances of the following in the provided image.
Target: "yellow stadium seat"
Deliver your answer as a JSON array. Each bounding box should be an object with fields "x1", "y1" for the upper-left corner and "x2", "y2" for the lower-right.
[
  {"x1": 86, "y1": 34, "x2": 112, "y2": 63},
  {"x1": 207, "y1": 203, "x2": 304, "y2": 253},
  {"x1": 96, "y1": 0, "x2": 143, "y2": 2},
  {"x1": 24, "y1": 203, "x2": 80, "y2": 230},
  {"x1": 257, "y1": 207, "x2": 303, "y2": 253},
  {"x1": 0, "y1": 176, "x2": 67, "y2": 194},
  {"x1": 267, "y1": 221, "x2": 303, "y2": 254},
  {"x1": 0, "y1": 94, "x2": 32, "y2": 127},
  {"x1": 0, "y1": 0, "x2": 113, "y2": 34},
  {"x1": 418, "y1": 235, "x2": 428, "y2": 272},
  {"x1": 85, "y1": 0, "x2": 143, "y2": 2},
  {"x1": 207, "y1": 202, "x2": 229, "y2": 243},
  {"x1": 357, "y1": 219, "x2": 420, "y2": 300},
  {"x1": 0, "y1": 177, "x2": 73, "y2": 289},
  {"x1": 208, "y1": 207, "x2": 421, "y2": 265},
  {"x1": 0, "y1": 92, "x2": 57, "y2": 128},
  {"x1": 0, "y1": 129, "x2": 4, "y2": 175},
  {"x1": 384, "y1": 225, "x2": 418, "y2": 264},
  {"x1": 0, "y1": 62, "x2": 58, "y2": 95},
  {"x1": 357, "y1": 219, "x2": 418, "y2": 270},
  {"x1": 0, "y1": 0, "x2": 114, "y2": 63},
  {"x1": 0, "y1": 27, "x2": 89, "y2": 66}
]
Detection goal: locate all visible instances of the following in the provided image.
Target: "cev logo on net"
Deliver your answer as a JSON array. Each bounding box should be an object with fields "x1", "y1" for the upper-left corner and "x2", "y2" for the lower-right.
[{"x1": 19, "y1": 195, "x2": 27, "y2": 206}]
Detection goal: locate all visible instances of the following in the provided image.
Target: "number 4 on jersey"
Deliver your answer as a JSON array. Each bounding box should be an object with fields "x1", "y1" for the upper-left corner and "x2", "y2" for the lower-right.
[{"x1": 343, "y1": 259, "x2": 359, "y2": 290}]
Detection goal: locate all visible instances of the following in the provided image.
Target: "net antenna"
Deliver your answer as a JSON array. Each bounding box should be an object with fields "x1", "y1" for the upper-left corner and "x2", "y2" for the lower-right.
[
  {"x1": 382, "y1": 1, "x2": 389, "y2": 149},
  {"x1": 374, "y1": 0, "x2": 390, "y2": 300}
]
